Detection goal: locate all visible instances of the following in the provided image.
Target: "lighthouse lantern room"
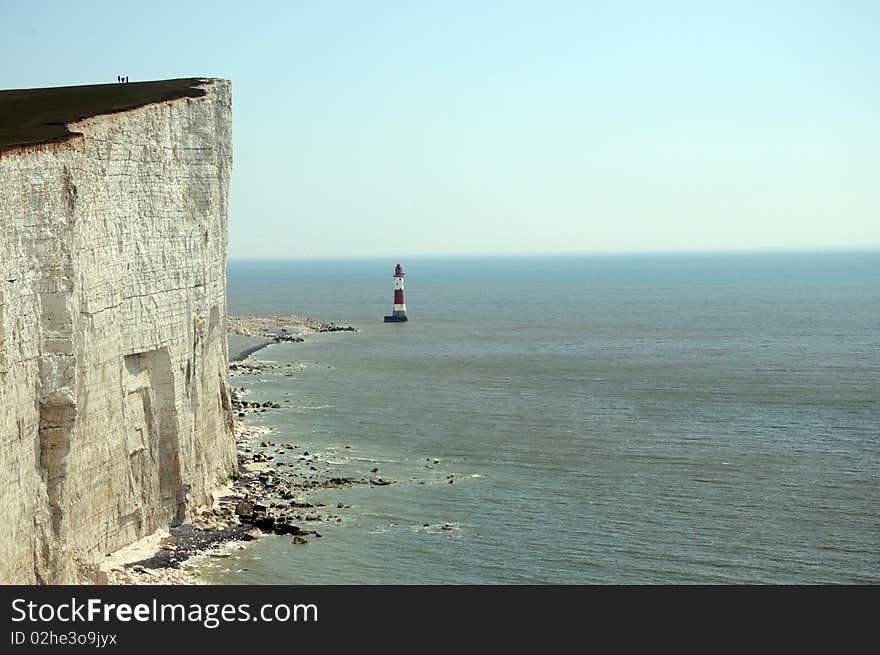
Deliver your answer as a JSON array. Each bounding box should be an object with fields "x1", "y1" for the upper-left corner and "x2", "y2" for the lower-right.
[{"x1": 383, "y1": 264, "x2": 408, "y2": 322}]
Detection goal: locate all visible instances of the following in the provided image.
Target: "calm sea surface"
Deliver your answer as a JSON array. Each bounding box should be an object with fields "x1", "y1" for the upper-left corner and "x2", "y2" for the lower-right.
[{"x1": 198, "y1": 252, "x2": 879, "y2": 583}]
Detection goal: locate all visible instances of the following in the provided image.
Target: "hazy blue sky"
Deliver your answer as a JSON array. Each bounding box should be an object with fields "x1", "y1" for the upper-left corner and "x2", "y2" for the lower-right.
[{"x1": 2, "y1": 1, "x2": 878, "y2": 258}]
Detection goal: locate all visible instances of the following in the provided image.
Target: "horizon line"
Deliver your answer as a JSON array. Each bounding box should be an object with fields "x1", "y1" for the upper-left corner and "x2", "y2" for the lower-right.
[{"x1": 227, "y1": 245, "x2": 880, "y2": 263}]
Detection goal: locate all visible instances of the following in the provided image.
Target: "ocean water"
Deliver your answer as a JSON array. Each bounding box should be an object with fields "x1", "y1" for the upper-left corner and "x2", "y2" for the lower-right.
[{"x1": 199, "y1": 252, "x2": 879, "y2": 584}]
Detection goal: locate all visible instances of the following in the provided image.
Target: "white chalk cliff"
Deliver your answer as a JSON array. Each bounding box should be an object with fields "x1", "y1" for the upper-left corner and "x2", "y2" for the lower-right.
[{"x1": 0, "y1": 79, "x2": 236, "y2": 583}]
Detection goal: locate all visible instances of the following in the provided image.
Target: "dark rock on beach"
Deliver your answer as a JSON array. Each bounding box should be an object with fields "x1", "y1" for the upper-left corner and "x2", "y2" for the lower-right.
[
  {"x1": 243, "y1": 528, "x2": 262, "y2": 541},
  {"x1": 318, "y1": 323, "x2": 356, "y2": 332},
  {"x1": 254, "y1": 515, "x2": 276, "y2": 531},
  {"x1": 271, "y1": 333, "x2": 305, "y2": 343}
]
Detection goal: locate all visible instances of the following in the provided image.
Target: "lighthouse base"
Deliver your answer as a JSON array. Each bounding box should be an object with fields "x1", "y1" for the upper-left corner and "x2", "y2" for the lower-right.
[{"x1": 383, "y1": 315, "x2": 408, "y2": 323}]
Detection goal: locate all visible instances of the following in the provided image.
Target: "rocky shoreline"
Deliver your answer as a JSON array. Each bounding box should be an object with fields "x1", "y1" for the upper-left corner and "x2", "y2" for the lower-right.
[
  {"x1": 227, "y1": 314, "x2": 355, "y2": 362},
  {"x1": 102, "y1": 316, "x2": 366, "y2": 585}
]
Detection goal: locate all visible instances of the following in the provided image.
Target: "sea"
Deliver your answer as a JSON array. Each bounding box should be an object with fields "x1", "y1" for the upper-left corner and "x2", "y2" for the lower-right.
[{"x1": 196, "y1": 251, "x2": 879, "y2": 584}]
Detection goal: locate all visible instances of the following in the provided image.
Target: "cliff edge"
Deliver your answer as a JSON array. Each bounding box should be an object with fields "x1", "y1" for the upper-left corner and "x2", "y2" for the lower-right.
[{"x1": 0, "y1": 78, "x2": 236, "y2": 583}]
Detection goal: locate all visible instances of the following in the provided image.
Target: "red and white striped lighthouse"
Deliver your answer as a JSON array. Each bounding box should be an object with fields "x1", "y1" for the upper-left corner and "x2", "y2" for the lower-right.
[{"x1": 383, "y1": 263, "x2": 408, "y2": 322}]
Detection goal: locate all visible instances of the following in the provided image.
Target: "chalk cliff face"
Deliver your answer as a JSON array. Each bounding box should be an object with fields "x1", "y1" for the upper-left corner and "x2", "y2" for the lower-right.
[{"x1": 0, "y1": 79, "x2": 236, "y2": 583}]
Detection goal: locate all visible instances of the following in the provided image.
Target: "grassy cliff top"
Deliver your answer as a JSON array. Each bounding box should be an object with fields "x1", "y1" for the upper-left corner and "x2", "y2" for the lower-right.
[{"x1": 0, "y1": 78, "x2": 210, "y2": 153}]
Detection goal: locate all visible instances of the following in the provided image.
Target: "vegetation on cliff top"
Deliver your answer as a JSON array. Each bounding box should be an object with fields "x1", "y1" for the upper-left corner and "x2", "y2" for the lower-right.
[{"x1": 0, "y1": 78, "x2": 209, "y2": 152}]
